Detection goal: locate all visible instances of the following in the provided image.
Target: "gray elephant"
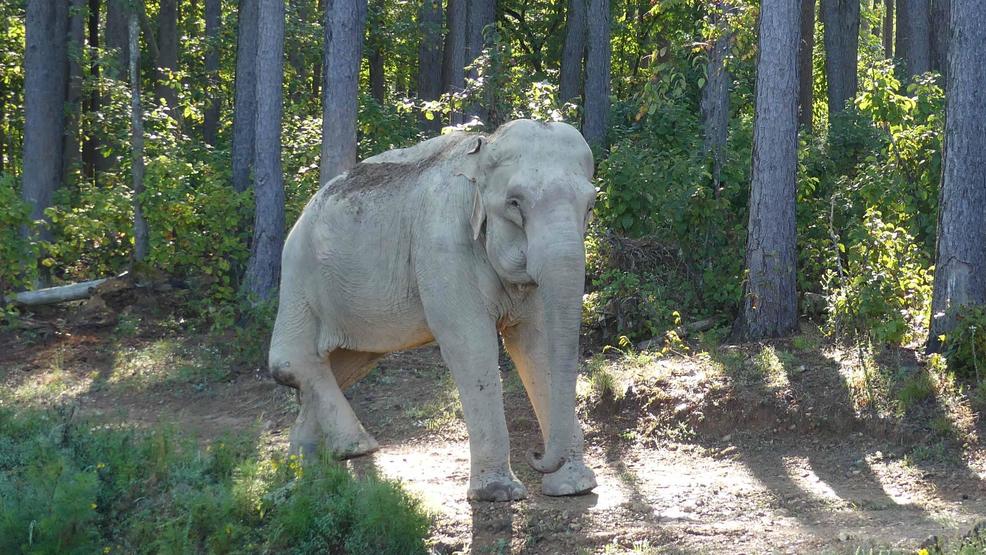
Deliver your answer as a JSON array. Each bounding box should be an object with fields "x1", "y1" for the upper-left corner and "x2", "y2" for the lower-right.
[{"x1": 269, "y1": 119, "x2": 598, "y2": 501}]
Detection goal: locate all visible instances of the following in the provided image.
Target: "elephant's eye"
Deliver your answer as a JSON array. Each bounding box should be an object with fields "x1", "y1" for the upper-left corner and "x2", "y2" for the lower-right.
[
  {"x1": 505, "y1": 196, "x2": 525, "y2": 226},
  {"x1": 507, "y1": 198, "x2": 521, "y2": 209}
]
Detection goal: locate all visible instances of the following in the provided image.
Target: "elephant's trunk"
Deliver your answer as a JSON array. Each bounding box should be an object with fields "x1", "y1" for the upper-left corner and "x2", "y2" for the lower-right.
[{"x1": 525, "y1": 232, "x2": 585, "y2": 474}]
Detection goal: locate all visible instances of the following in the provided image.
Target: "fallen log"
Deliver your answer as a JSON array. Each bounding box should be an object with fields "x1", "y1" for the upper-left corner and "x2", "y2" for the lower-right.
[{"x1": 11, "y1": 275, "x2": 137, "y2": 307}]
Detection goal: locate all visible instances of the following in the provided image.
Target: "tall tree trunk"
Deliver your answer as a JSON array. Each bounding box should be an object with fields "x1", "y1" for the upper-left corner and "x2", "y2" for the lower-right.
[
  {"x1": 929, "y1": 0, "x2": 949, "y2": 78},
  {"x1": 245, "y1": 0, "x2": 287, "y2": 300},
  {"x1": 465, "y1": 0, "x2": 495, "y2": 123},
  {"x1": 105, "y1": 0, "x2": 129, "y2": 79},
  {"x1": 417, "y1": 0, "x2": 443, "y2": 132},
  {"x1": 320, "y1": 0, "x2": 368, "y2": 183},
  {"x1": 927, "y1": 0, "x2": 986, "y2": 352},
  {"x1": 582, "y1": 0, "x2": 610, "y2": 148},
  {"x1": 896, "y1": 0, "x2": 931, "y2": 79},
  {"x1": 441, "y1": 0, "x2": 466, "y2": 125},
  {"x1": 63, "y1": 0, "x2": 86, "y2": 184},
  {"x1": 129, "y1": 12, "x2": 148, "y2": 261},
  {"x1": 559, "y1": 0, "x2": 587, "y2": 104},
  {"x1": 821, "y1": 0, "x2": 860, "y2": 117},
  {"x1": 232, "y1": 0, "x2": 259, "y2": 192},
  {"x1": 22, "y1": 0, "x2": 69, "y2": 254},
  {"x1": 701, "y1": 1, "x2": 732, "y2": 195},
  {"x1": 367, "y1": 0, "x2": 386, "y2": 104},
  {"x1": 83, "y1": 0, "x2": 100, "y2": 181},
  {"x1": 798, "y1": 0, "x2": 815, "y2": 130},
  {"x1": 311, "y1": 0, "x2": 325, "y2": 98},
  {"x1": 156, "y1": 0, "x2": 180, "y2": 117},
  {"x1": 287, "y1": 0, "x2": 311, "y2": 81},
  {"x1": 203, "y1": 0, "x2": 221, "y2": 146},
  {"x1": 732, "y1": 0, "x2": 800, "y2": 341},
  {"x1": 882, "y1": 0, "x2": 893, "y2": 57}
]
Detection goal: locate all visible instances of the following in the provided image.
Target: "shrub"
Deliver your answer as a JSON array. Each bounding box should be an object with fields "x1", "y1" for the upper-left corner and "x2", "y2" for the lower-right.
[{"x1": 942, "y1": 306, "x2": 986, "y2": 381}]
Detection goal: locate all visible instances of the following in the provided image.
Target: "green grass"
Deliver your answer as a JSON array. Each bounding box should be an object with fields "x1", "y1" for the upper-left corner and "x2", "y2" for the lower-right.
[{"x1": 0, "y1": 405, "x2": 431, "y2": 554}]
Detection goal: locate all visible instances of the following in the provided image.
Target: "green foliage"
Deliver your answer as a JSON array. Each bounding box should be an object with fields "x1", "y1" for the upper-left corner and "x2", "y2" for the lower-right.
[
  {"x1": 941, "y1": 306, "x2": 986, "y2": 381},
  {"x1": 0, "y1": 406, "x2": 431, "y2": 554},
  {"x1": 0, "y1": 174, "x2": 37, "y2": 313}
]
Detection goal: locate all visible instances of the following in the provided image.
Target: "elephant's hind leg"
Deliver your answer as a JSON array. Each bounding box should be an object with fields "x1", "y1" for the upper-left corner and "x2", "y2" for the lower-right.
[{"x1": 269, "y1": 303, "x2": 379, "y2": 460}]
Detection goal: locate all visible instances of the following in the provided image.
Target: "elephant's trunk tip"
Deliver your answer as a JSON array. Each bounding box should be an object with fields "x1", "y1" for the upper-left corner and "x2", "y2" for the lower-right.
[{"x1": 525, "y1": 449, "x2": 566, "y2": 474}]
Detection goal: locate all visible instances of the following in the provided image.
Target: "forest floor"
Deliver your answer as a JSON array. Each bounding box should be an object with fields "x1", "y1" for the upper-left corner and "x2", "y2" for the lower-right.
[{"x1": 3, "y1": 294, "x2": 986, "y2": 554}]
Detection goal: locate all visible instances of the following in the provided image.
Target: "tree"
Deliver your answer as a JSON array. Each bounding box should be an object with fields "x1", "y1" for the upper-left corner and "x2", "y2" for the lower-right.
[
  {"x1": 367, "y1": 0, "x2": 386, "y2": 105},
  {"x1": 930, "y1": 0, "x2": 949, "y2": 77},
  {"x1": 156, "y1": 0, "x2": 180, "y2": 116},
  {"x1": 559, "y1": 0, "x2": 587, "y2": 104},
  {"x1": 105, "y1": 0, "x2": 129, "y2": 78},
  {"x1": 63, "y1": 0, "x2": 86, "y2": 182},
  {"x1": 21, "y1": 0, "x2": 69, "y2": 257},
  {"x1": 896, "y1": 0, "x2": 931, "y2": 79},
  {"x1": 465, "y1": 0, "x2": 495, "y2": 122},
  {"x1": 701, "y1": 0, "x2": 733, "y2": 193},
  {"x1": 882, "y1": 0, "x2": 893, "y2": 58},
  {"x1": 203, "y1": 0, "x2": 221, "y2": 145},
  {"x1": 927, "y1": 0, "x2": 986, "y2": 352},
  {"x1": 798, "y1": 0, "x2": 815, "y2": 130},
  {"x1": 441, "y1": 0, "x2": 466, "y2": 125},
  {"x1": 320, "y1": 0, "x2": 367, "y2": 183},
  {"x1": 820, "y1": 0, "x2": 859, "y2": 117},
  {"x1": 733, "y1": 0, "x2": 800, "y2": 341},
  {"x1": 129, "y1": 11, "x2": 148, "y2": 261},
  {"x1": 232, "y1": 0, "x2": 259, "y2": 192},
  {"x1": 244, "y1": 0, "x2": 287, "y2": 300},
  {"x1": 417, "y1": 0, "x2": 443, "y2": 132},
  {"x1": 582, "y1": 0, "x2": 610, "y2": 148},
  {"x1": 82, "y1": 0, "x2": 100, "y2": 180}
]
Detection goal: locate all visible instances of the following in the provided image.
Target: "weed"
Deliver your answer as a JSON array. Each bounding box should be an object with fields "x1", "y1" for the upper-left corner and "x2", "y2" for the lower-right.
[{"x1": 896, "y1": 370, "x2": 935, "y2": 413}]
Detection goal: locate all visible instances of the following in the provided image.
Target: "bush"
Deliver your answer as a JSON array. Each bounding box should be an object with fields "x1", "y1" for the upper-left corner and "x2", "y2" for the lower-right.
[
  {"x1": 942, "y1": 306, "x2": 986, "y2": 381},
  {"x1": 0, "y1": 173, "x2": 37, "y2": 316}
]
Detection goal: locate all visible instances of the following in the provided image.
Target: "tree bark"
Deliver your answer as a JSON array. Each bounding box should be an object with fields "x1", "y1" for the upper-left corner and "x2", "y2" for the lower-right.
[
  {"x1": 582, "y1": 0, "x2": 610, "y2": 148},
  {"x1": 105, "y1": 0, "x2": 129, "y2": 79},
  {"x1": 896, "y1": 0, "x2": 931, "y2": 79},
  {"x1": 82, "y1": 0, "x2": 100, "y2": 181},
  {"x1": 464, "y1": 0, "x2": 495, "y2": 123},
  {"x1": 156, "y1": 0, "x2": 180, "y2": 117},
  {"x1": 733, "y1": 0, "x2": 800, "y2": 341},
  {"x1": 882, "y1": 0, "x2": 893, "y2": 58},
  {"x1": 320, "y1": 0, "x2": 368, "y2": 183},
  {"x1": 441, "y1": 0, "x2": 466, "y2": 125},
  {"x1": 821, "y1": 0, "x2": 860, "y2": 117},
  {"x1": 559, "y1": 0, "x2": 587, "y2": 104},
  {"x1": 232, "y1": 0, "x2": 259, "y2": 192},
  {"x1": 798, "y1": 0, "x2": 815, "y2": 130},
  {"x1": 701, "y1": 1, "x2": 732, "y2": 194},
  {"x1": 22, "y1": 0, "x2": 69, "y2": 250},
  {"x1": 417, "y1": 0, "x2": 443, "y2": 132},
  {"x1": 203, "y1": 0, "x2": 221, "y2": 145},
  {"x1": 245, "y1": 0, "x2": 287, "y2": 301},
  {"x1": 367, "y1": 0, "x2": 386, "y2": 104},
  {"x1": 927, "y1": 0, "x2": 986, "y2": 352},
  {"x1": 63, "y1": 0, "x2": 86, "y2": 184},
  {"x1": 129, "y1": 12, "x2": 148, "y2": 262},
  {"x1": 929, "y1": 0, "x2": 949, "y2": 78}
]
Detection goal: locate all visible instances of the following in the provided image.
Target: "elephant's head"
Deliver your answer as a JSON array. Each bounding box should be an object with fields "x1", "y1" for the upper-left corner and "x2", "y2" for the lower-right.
[{"x1": 463, "y1": 120, "x2": 596, "y2": 474}]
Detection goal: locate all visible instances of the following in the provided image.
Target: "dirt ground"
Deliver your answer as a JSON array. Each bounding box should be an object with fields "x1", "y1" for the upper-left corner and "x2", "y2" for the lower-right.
[{"x1": 3, "y1": 304, "x2": 986, "y2": 554}]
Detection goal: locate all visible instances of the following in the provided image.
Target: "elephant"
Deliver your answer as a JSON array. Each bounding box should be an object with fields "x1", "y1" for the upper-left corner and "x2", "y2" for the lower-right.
[{"x1": 268, "y1": 119, "x2": 598, "y2": 501}]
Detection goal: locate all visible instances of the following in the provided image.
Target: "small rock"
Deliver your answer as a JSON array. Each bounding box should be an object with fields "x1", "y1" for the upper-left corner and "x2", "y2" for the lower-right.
[
  {"x1": 569, "y1": 522, "x2": 582, "y2": 531},
  {"x1": 788, "y1": 424, "x2": 796, "y2": 431},
  {"x1": 722, "y1": 434, "x2": 732, "y2": 442},
  {"x1": 838, "y1": 531, "x2": 851, "y2": 542},
  {"x1": 919, "y1": 535, "x2": 939, "y2": 550}
]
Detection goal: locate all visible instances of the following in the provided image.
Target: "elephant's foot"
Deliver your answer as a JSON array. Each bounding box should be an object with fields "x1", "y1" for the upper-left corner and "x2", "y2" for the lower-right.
[
  {"x1": 468, "y1": 472, "x2": 528, "y2": 502},
  {"x1": 542, "y1": 459, "x2": 597, "y2": 496},
  {"x1": 328, "y1": 431, "x2": 380, "y2": 460}
]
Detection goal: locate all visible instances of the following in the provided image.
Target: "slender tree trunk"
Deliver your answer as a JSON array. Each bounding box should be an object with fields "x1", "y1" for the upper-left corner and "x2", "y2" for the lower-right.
[
  {"x1": 701, "y1": 1, "x2": 732, "y2": 194},
  {"x1": 0, "y1": 96, "x2": 5, "y2": 174},
  {"x1": 929, "y1": 0, "x2": 949, "y2": 78},
  {"x1": 464, "y1": 0, "x2": 495, "y2": 122},
  {"x1": 83, "y1": 0, "x2": 100, "y2": 181},
  {"x1": 417, "y1": 0, "x2": 443, "y2": 132},
  {"x1": 927, "y1": 0, "x2": 986, "y2": 352},
  {"x1": 441, "y1": 0, "x2": 466, "y2": 125},
  {"x1": 287, "y1": 0, "x2": 311, "y2": 81},
  {"x1": 245, "y1": 0, "x2": 287, "y2": 300},
  {"x1": 156, "y1": 0, "x2": 180, "y2": 117},
  {"x1": 22, "y1": 0, "x2": 69, "y2": 253},
  {"x1": 798, "y1": 0, "x2": 815, "y2": 130},
  {"x1": 733, "y1": 0, "x2": 800, "y2": 341},
  {"x1": 63, "y1": 0, "x2": 86, "y2": 184},
  {"x1": 320, "y1": 0, "x2": 368, "y2": 183},
  {"x1": 367, "y1": 0, "x2": 386, "y2": 104},
  {"x1": 203, "y1": 0, "x2": 221, "y2": 145},
  {"x1": 129, "y1": 13, "x2": 148, "y2": 262},
  {"x1": 559, "y1": 0, "x2": 587, "y2": 104},
  {"x1": 821, "y1": 0, "x2": 860, "y2": 117},
  {"x1": 312, "y1": 0, "x2": 325, "y2": 99},
  {"x1": 883, "y1": 0, "x2": 893, "y2": 57},
  {"x1": 105, "y1": 0, "x2": 129, "y2": 79},
  {"x1": 582, "y1": 0, "x2": 610, "y2": 148},
  {"x1": 896, "y1": 0, "x2": 931, "y2": 79},
  {"x1": 232, "y1": 0, "x2": 259, "y2": 192}
]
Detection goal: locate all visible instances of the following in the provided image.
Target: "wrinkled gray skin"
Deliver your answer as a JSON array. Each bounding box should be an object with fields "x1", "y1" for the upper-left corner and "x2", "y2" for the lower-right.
[{"x1": 269, "y1": 120, "x2": 598, "y2": 501}]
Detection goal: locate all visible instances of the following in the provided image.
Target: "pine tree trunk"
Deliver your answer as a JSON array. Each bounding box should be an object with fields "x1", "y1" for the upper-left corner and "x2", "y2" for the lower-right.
[
  {"x1": 798, "y1": 0, "x2": 815, "y2": 130},
  {"x1": 320, "y1": 0, "x2": 368, "y2": 183},
  {"x1": 22, "y1": 0, "x2": 69, "y2": 251},
  {"x1": 559, "y1": 0, "x2": 587, "y2": 104},
  {"x1": 203, "y1": 0, "x2": 221, "y2": 146},
  {"x1": 582, "y1": 0, "x2": 610, "y2": 148},
  {"x1": 367, "y1": 0, "x2": 386, "y2": 104},
  {"x1": 821, "y1": 0, "x2": 860, "y2": 116},
  {"x1": 896, "y1": 0, "x2": 931, "y2": 79},
  {"x1": 63, "y1": 0, "x2": 86, "y2": 184},
  {"x1": 129, "y1": 12, "x2": 148, "y2": 262},
  {"x1": 701, "y1": 1, "x2": 732, "y2": 194},
  {"x1": 927, "y1": 0, "x2": 986, "y2": 352},
  {"x1": 464, "y1": 0, "x2": 495, "y2": 123},
  {"x1": 417, "y1": 0, "x2": 443, "y2": 132},
  {"x1": 82, "y1": 0, "x2": 100, "y2": 181},
  {"x1": 156, "y1": 0, "x2": 180, "y2": 117},
  {"x1": 733, "y1": 0, "x2": 800, "y2": 341},
  {"x1": 883, "y1": 0, "x2": 893, "y2": 57},
  {"x1": 105, "y1": 0, "x2": 129, "y2": 79},
  {"x1": 929, "y1": 0, "x2": 949, "y2": 78},
  {"x1": 232, "y1": 0, "x2": 259, "y2": 192},
  {"x1": 441, "y1": 0, "x2": 466, "y2": 125}
]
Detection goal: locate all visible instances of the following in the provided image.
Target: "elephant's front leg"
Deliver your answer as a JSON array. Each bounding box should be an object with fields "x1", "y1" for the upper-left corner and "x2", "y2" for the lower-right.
[{"x1": 425, "y1": 300, "x2": 526, "y2": 501}]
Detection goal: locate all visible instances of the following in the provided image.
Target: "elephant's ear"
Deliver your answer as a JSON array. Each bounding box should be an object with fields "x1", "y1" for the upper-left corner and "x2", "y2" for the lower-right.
[{"x1": 470, "y1": 185, "x2": 485, "y2": 241}]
